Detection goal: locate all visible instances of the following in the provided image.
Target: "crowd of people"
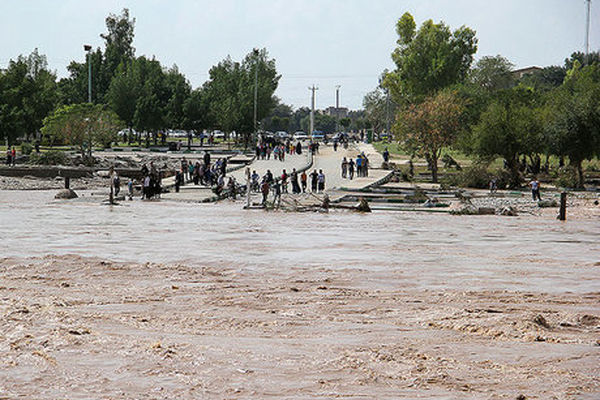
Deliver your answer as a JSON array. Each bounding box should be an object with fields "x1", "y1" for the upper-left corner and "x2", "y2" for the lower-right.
[
  {"x1": 255, "y1": 140, "x2": 303, "y2": 161},
  {"x1": 340, "y1": 153, "x2": 369, "y2": 180},
  {"x1": 173, "y1": 152, "x2": 233, "y2": 195},
  {"x1": 249, "y1": 167, "x2": 326, "y2": 205}
]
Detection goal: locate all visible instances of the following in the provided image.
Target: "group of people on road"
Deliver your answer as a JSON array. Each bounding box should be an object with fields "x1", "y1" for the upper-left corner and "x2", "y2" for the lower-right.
[
  {"x1": 340, "y1": 153, "x2": 369, "y2": 180},
  {"x1": 174, "y1": 152, "x2": 231, "y2": 194},
  {"x1": 255, "y1": 140, "x2": 303, "y2": 161},
  {"x1": 140, "y1": 162, "x2": 163, "y2": 199},
  {"x1": 250, "y1": 167, "x2": 326, "y2": 205}
]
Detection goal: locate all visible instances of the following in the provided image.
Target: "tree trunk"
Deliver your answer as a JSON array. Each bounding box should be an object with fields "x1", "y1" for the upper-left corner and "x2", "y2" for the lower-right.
[
  {"x1": 506, "y1": 157, "x2": 521, "y2": 189},
  {"x1": 430, "y1": 155, "x2": 438, "y2": 183},
  {"x1": 575, "y1": 160, "x2": 585, "y2": 189}
]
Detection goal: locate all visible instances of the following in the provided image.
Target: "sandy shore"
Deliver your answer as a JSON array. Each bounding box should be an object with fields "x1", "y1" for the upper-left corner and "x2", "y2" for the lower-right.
[{"x1": 1, "y1": 255, "x2": 598, "y2": 399}]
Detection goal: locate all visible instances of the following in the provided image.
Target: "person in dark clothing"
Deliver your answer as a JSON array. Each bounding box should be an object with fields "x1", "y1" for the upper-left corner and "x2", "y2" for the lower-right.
[
  {"x1": 310, "y1": 169, "x2": 318, "y2": 192},
  {"x1": 265, "y1": 169, "x2": 274, "y2": 184},
  {"x1": 348, "y1": 159, "x2": 355, "y2": 180},
  {"x1": 203, "y1": 151, "x2": 211, "y2": 167},
  {"x1": 291, "y1": 168, "x2": 300, "y2": 194},
  {"x1": 175, "y1": 170, "x2": 182, "y2": 192},
  {"x1": 383, "y1": 148, "x2": 390, "y2": 163}
]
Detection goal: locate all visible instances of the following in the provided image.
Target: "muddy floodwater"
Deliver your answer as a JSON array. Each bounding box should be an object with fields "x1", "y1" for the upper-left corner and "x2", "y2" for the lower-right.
[{"x1": 1, "y1": 190, "x2": 599, "y2": 399}]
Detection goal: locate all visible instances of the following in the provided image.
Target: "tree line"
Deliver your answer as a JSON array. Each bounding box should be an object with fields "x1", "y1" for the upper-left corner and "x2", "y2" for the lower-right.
[
  {"x1": 370, "y1": 12, "x2": 600, "y2": 188},
  {"x1": 0, "y1": 9, "x2": 281, "y2": 151}
]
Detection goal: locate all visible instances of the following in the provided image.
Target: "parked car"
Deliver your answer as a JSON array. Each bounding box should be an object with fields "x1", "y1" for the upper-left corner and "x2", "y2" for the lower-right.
[
  {"x1": 212, "y1": 130, "x2": 225, "y2": 139},
  {"x1": 293, "y1": 131, "x2": 308, "y2": 141},
  {"x1": 275, "y1": 131, "x2": 290, "y2": 139},
  {"x1": 311, "y1": 131, "x2": 325, "y2": 141},
  {"x1": 169, "y1": 129, "x2": 188, "y2": 138}
]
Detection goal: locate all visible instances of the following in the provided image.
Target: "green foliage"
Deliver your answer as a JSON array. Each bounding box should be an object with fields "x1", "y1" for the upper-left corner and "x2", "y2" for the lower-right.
[
  {"x1": 383, "y1": 13, "x2": 478, "y2": 104},
  {"x1": 41, "y1": 103, "x2": 123, "y2": 156},
  {"x1": 443, "y1": 162, "x2": 510, "y2": 189},
  {"x1": 552, "y1": 167, "x2": 579, "y2": 189},
  {"x1": 394, "y1": 90, "x2": 465, "y2": 182},
  {"x1": 469, "y1": 55, "x2": 515, "y2": 92},
  {"x1": 28, "y1": 150, "x2": 68, "y2": 166},
  {"x1": 544, "y1": 63, "x2": 600, "y2": 187},
  {"x1": 363, "y1": 86, "x2": 390, "y2": 133},
  {"x1": 20, "y1": 142, "x2": 33, "y2": 155},
  {"x1": 202, "y1": 48, "x2": 280, "y2": 146},
  {"x1": 0, "y1": 49, "x2": 58, "y2": 144},
  {"x1": 471, "y1": 86, "x2": 543, "y2": 187}
]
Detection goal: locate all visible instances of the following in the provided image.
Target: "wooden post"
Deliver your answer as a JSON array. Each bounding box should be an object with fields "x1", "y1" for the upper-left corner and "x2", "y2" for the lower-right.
[
  {"x1": 558, "y1": 192, "x2": 567, "y2": 221},
  {"x1": 64, "y1": 176, "x2": 70, "y2": 189}
]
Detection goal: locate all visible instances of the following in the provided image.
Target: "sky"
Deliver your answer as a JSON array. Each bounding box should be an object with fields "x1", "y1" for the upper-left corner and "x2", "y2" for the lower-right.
[{"x1": 0, "y1": 0, "x2": 598, "y2": 110}]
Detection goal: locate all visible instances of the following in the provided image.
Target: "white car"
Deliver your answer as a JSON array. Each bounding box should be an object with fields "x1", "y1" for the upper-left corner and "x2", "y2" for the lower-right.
[
  {"x1": 275, "y1": 131, "x2": 290, "y2": 139},
  {"x1": 212, "y1": 130, "x2": 225, "y2": 139},
  {"x1": 293, "y1": 131, "x2": 308, "y2": 141}
]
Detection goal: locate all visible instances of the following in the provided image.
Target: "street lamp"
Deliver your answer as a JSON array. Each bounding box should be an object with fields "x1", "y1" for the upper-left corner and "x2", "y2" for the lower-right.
[
  {"x1": 253, "y1": 48, "x2": 259, "y2": 140},
  {"x1": 83, "y1": 44, "x2": 92, "y2": 103}
]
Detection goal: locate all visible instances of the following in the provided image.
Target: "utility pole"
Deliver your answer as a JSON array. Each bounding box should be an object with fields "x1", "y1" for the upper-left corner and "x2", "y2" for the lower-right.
[
  {"x1": 253, "y1": 48, "x2": 259, "y2": 140},
  {"x1": 309, "y1": 85, "x2": 318, "y2": 137},
  {"x1": 385, "y1": 89, "x2": 391, "y2": 134},
  {"x1": 335, "y1": 85, "x2": 341, "y2": 132},
  {"x1": 585, "y1": 0, "x2": 592, "y2": 58},
  {"x1": 84, "y1": 44, "x2": 92, "y2": 103}
]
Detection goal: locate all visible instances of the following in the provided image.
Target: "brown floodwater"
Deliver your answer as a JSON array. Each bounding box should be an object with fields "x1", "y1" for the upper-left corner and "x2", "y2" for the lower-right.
[{"x1": 1, "y1": 190, "x2": 598, "y2": 294}]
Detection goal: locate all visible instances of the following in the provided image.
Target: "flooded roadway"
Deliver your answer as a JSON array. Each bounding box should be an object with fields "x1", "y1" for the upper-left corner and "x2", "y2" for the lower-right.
[{"x1": 1, "y1": 190, "x2": 598, "y2": 294}]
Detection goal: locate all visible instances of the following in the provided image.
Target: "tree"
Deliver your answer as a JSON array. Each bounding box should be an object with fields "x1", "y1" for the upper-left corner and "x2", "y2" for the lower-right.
[
  {"x1": 383, "y1": 12, "x2": 478, "y2": 104},
  {"x1": 41, "y1": 103, "x2": 123, "y2": 157},
  {"x1": 469, "y1": 55, "x2": 515, "y2": 92},
  {"x1": 0, "y1": 49, "x2": 58, "y2": 144},
  {"x1": 102, "y1": 8, "x2": 136, "y2": 79},
  {"x1": 363, "y1": 87, "x2": 389, "y2": 133},
  {"x1": 471, "y1": 86, "x2": 543, "y2": 188},
  {"x1": 545, "y1": 62, "x2": 600, "y2": 187},
  {"x1": 394, "y1": 90, "x2": 465, "y2": 182},
  {"x1": 183, "y1": 88, "x2": 212, "y2": 133},
  {"x1": 202, "y1": 49, "x2": 280, "y2": 147}
]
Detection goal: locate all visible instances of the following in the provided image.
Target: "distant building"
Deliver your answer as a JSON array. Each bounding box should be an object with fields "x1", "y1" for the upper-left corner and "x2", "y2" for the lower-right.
[
  {"x1": 324, "y1": 106, "x2": 348, "y2": 119},
  {"x1": 512, "y1": 66, "x2": 542, "y2": 79}
]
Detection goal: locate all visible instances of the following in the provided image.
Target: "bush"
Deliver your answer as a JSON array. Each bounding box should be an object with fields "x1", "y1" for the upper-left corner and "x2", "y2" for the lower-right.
[
  {"x1": 20, "y1": 142, "x2": 33, "y2": 155},
  {"x1": 28, "y1": 150, "x2": 69, "y2": 166},
  {"x1": 553, "y1": 167, "x2": 578, "y2": 189},
  {"x1": 443, "y1": 163, "x2": 510, "y2": 189}
]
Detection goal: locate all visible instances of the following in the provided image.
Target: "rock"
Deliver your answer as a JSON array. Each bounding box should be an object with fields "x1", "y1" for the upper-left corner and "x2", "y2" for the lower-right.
[
  {"x1": 450, "y1": 203, "x2": 479, "y2": 215},
  {"x1": 538, "y1": 199, "x2": 558, "y2": 208},
  {"x1": 477, "y1": 207, "x2": 495, "y2": 215},
  {"x1": 500, "y1": 206, "x2": 518, "y2": 216},
  {"x1": 533, "y1": 314, "x2": 551, "y2": 329},
  {"x1": 356, "y1": 197, "x2": 371, "y2": 212},
  {"x1": 55, "y1": 189, "x2": 78, "y2": 199}
]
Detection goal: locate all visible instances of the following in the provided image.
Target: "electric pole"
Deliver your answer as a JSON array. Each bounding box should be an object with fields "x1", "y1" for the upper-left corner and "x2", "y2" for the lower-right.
[
  {"x1": 309, "y1": 85, "x2": 318, "y2": 137},
  {"x1": 585, "y1": 0, "x2": 592, "y2": 58},
  {"x1": 335, "y1": 85, "x2": 341, "y2": 132}
]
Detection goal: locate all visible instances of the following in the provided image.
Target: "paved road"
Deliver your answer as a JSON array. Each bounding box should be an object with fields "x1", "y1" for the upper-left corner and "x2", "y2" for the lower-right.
[{"x1": 162, "y1": 142, "x2": 391, "y2": 202}]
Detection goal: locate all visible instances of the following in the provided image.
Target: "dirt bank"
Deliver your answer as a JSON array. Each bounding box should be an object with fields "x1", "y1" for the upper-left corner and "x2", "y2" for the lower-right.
[{"x1": 1, "y1": 255, "x2": 598, "y2": 399}]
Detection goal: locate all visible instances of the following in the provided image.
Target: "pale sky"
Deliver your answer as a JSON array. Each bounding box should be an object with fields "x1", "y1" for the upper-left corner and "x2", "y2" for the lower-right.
[{"x1": 1, "y1": 0, "x2": 598, "y2": 109}]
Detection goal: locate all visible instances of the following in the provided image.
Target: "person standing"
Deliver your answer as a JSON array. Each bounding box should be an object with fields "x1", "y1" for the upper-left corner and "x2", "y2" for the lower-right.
[
  {"x1": 300, "y1": 170, "x2": 307, "y2": 193},
  {"x1": 383, "y1": 147, "x2": 390, "y2": 163},
  {"x1": 127, "y1": 178, "x2": 134, "y2": 200},
  {"x1": 6, "y1": 148, "x2": 12, "y2": 166},
  {"x1": 281, "y1": 169, "x2": 288, "y2": 193},
  {"x1": 261, "y1": 178, "x2": 270, "y2": 205},
  {"x1": 11, "y1": 147, "x2": 16, "y2": 166},
  {"x1": 341, "y1": 157, "x2": 348, "y2": 179},
  {"x1": 348, "y1": 159, "x2": 355, "y2": 180},
  {"x1": 112, "y1": 171, "x2": 121, "y2": 196},
  {"x1": 291, "y1": 168, "x2": 300, "y2": 194},
  {"x1": 529, "y1": 178, "x2": 541, "y2": 201},
  {"x1": 317, "y1": 169, "x2": 325, "y2": 193},
  {"x1": 310, "y1": 169, "x2": 318, "y2": 192}
]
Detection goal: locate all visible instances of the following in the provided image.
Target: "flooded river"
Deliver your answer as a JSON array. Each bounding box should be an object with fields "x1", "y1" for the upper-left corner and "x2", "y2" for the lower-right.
[{"x1": 1, "y1": 190, "x2": 598, "y2": 293}]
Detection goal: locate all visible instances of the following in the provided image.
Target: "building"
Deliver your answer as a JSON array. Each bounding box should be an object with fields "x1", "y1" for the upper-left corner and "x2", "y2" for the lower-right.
[
  {"x1": 324, "y1": 106, "x2": 348, "y2": 119},
  {"x1": 512, "y1": 66, "x2": 542, "y2": 80}
]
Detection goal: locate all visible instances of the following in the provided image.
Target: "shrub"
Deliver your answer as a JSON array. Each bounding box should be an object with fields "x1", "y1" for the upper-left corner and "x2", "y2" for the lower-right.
[
  {"x1": 443, "y1": 163, "x2": 511, "y2": 189},
  {"x1": 553, "y1": 167, "x2": 578, "y2": 189},
  {"x1": 28, "y1": 150, "x2": 68, "y2": 166},
  {"x1": 20, "y1": 142, "x2": 33, "y2": 155}
]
